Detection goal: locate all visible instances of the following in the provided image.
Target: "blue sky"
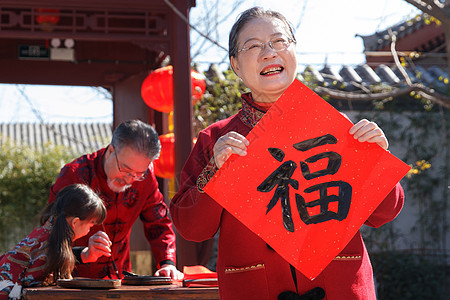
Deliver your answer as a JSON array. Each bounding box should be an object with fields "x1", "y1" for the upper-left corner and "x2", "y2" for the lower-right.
[
  {"x1": 0, "y1": 84, "x2": 113, "y2": 123},
  {"x1": 0, "y1": 0, "x2": 420, "y2": 123},
  {"x1": 190, "y1": 0, "x2": 420, "y2": 70}
]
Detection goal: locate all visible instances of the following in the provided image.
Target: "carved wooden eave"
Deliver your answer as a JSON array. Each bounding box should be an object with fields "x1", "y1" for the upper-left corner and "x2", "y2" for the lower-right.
[
  {"x1": 0, "y1": 0, "x2": 194, "y2": 86},
  {"x1": 0, "y1": 0, "x2": 196, "y2": 180},
  {"x1": 0, "y1": 2, "x2": 170, "y2": 46}
]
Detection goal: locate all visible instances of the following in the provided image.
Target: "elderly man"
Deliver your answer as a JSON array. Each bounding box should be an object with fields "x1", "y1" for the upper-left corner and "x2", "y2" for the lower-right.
[{"x1": 49, "y1": 119, "x2": 182, "y2": 280}]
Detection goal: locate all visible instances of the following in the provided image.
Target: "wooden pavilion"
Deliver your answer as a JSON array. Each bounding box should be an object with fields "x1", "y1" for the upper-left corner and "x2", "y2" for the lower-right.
[{"x1": 0, "y1": 0, "x2": 203, "y2": 273}]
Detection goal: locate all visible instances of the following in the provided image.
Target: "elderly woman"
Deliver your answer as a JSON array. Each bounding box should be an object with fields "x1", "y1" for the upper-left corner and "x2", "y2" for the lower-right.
[{"x1": 170, "y1": 7, "x2": 404, "y2": 300}]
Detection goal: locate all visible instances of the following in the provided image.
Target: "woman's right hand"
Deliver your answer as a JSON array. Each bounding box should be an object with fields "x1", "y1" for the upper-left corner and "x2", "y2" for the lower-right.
[
  {"x1": 213, "y1": 131, "x2": 249, "y2": 168},
  {"x1": 81, "y1": 231, "x2": 112, "y2": 263}
]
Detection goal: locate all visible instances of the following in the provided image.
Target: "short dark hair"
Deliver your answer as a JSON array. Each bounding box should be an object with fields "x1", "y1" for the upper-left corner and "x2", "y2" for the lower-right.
[
  {"x1": 228, "y1": 7, "x2": 296, "y2": 59},
  {"x1": 111, "y1": 119, "x2": 161, "y2": 160}
]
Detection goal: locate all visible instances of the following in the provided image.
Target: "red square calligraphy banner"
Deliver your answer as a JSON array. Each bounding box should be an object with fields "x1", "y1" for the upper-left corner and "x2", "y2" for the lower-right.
[{"x1": 203, "y1": 79, "x2": 411, "y2": 280}]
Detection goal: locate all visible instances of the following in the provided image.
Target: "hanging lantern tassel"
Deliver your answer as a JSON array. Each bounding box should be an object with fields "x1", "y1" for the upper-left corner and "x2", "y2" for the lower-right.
[{"x1": 141, "y1": 65, "x2": 206, "y2": 113}]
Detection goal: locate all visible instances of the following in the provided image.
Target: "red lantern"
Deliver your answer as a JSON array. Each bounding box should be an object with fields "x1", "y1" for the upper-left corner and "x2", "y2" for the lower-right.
[
  {"x1": 153, "y1": 133, "x2": 198, "y2": 179},
  {"x1": 191, "y1": 69, "x2": 206, "y2": 101},
  {"x1": 35, "y1": 8, "x2": 60, "y2": 26},
  {"x1": 154, "y1": 133, "x2": 175, "y2": 178},
  {"x1": 141, "y1": 65, "x2": 206, "y2": 113}
]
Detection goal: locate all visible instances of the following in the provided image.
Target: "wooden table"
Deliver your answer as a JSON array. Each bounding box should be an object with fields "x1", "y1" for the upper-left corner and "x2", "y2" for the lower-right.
[{"x1": 23, "y1": 282, "x2": 219, "y2": 300}]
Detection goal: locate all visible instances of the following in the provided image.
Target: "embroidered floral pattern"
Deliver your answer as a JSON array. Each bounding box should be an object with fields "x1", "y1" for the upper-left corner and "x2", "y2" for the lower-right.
[
  {"x1": 197, "y1": 157, "x2": 218, "y2": 192},
  {"x1": 196, "y1": 94, "x2": 269, "y2": 192},
  {"x1": 239, "y1": 93, "x2": 266, "y2": 128},
  {"x1": 0, "y1": 220, "x2": 52, "y2": 297}
]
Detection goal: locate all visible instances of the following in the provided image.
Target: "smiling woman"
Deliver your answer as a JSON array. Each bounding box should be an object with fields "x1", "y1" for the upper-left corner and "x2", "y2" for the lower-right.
[
  {"x1": 0, "y1": 84, "x2": 113, "y2": 123},
  {"x1": 170, "y1": 6, "x2": 405, "y2": 300},
  {"x1": 229, "y1": 12, "x2": 297, "y2": 103}
]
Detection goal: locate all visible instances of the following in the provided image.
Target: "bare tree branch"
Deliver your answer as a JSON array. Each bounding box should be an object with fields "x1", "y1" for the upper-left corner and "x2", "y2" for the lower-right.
[
  {"x1": 314, "y1": 19, "x2": 450, "y2": 110},
  {"x1": 189, "y1": 0, "x2": 246, "y2": 60},
  {"x1": 313, "y1": 84, "x2": 450, "y2": 109},
  {"x1": 389, "y1": 29, "x2": 413, "y2": 86},
  {"x1": 164, "y1": 0, "x2": 228, "y2": 52},
  {"x1": 401, "y1": 0, "x2": 450, "y2": 96}
]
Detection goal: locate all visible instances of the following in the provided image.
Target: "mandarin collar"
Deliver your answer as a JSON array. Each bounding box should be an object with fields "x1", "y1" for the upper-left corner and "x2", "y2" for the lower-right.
[{"x1": 239, "y1": 92, "x2": 268, "y2": 128}]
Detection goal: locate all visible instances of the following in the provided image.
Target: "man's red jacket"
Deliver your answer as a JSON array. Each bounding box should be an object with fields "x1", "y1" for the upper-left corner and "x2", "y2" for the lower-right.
[{"x1": 49, "y1": 148, "x2": 176, "y2": 278}]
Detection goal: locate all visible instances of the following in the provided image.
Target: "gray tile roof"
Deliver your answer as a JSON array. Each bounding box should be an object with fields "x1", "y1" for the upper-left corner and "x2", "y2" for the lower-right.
[
  {"x1": 355, "y1": 3, "x2": 450, "y2": 53},
  {"x1": 300, "y1": 63, "x2": 449, "y2": 94},
  {"x1": 0, "y1": 123, "x2": 112, "y2": 154},
  {"x1": 356, "y1": 14, "x2": 431, "y2": 51}
]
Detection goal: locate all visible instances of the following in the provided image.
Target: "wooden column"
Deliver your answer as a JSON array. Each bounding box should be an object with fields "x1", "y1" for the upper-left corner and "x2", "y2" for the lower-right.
[
  {"x1": 112, "y1": 73, "x2": 151, "y2": 128},
  {"x1": 172, "y1": 0, "x2": 193, "y2": 181},
  {"x1": 170, "y1": 0, "x2": 214, "y2": 269}
]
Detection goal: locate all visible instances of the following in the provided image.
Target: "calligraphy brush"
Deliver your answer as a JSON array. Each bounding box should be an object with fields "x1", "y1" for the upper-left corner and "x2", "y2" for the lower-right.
[{"x1": 101, "y1": 223, "x2": 120, "y2": 279}]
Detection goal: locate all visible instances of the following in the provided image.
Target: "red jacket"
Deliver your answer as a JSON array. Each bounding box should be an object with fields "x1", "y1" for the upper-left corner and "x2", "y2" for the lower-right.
[
  {"x1": 0, "y1": 220, "x2": 52, "y2": 299},
  {"x1": 49, "y1": 148, "x2": 176, "y2": 278},
  {"x1": 170, "y1": 94, "x2": 404, "y2": 300}
]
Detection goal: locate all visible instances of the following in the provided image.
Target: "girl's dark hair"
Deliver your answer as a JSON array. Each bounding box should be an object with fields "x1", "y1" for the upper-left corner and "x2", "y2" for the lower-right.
[
  {"x1": 40, "y1": 184, "x2": 106, "y2": 280},
  {"x1": 228, "y1": 7, "x2": 296, "y2": 59}
]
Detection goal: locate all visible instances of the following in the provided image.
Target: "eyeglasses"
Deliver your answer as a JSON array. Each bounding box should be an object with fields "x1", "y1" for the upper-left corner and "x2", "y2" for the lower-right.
[
  {"x1": 112, "y1": 146, "x2": 149, "y2": 181},
  {"x1": 237, "y1": 37, "x2": 294, "y2": 56}
]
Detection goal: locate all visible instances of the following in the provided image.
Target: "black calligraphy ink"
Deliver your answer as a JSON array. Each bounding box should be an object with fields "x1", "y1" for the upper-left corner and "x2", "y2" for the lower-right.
[
  {"x1": 257, "y1": 148, "x2": 298, "y2": 232},
  {"x1": 293, "y1": 134, "x2": 351, "y2": 225},
  {"x1": 295, "y1": 181, "x2": 352, "y2": 224},
  {"x1": 300, "y1": 151, "x2": 342, "y2": 180},
  {"x1": 293, "y1": 134, "x2": 337, "y2": 151},
  {"x1": 259, "y1": 135, "x2": 353, "y2": 232},
  {"x1": 268, "y1": 147, "x2": 285, "y2": 162}
]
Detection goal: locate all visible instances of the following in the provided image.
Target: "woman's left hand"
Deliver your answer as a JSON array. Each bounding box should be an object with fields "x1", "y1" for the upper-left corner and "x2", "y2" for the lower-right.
[{"x1": 349, "y1": 119, "x2": 389, "y2": 150}]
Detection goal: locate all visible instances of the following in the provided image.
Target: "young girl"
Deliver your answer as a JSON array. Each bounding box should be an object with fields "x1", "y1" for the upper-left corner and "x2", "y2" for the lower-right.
[{"x1": 0, "y1": 184, "x2": 107, "y2": 299}]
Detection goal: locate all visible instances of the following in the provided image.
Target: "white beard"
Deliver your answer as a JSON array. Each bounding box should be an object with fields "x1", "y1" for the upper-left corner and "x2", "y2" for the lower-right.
[{"x1": 107, "y1": 178, "x2": 131, "y2": 193}]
